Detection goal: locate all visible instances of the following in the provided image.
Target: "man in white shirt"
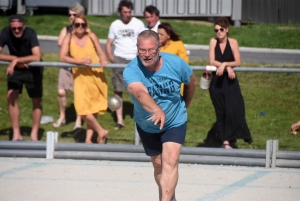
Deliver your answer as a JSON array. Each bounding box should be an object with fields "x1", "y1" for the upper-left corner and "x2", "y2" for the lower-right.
[
  {"x1": 144, "y1": 5, "x2": 161, "y2": 33},
  {"x1": 106, "y1": 0, "x2": 145, "y2": 130}
]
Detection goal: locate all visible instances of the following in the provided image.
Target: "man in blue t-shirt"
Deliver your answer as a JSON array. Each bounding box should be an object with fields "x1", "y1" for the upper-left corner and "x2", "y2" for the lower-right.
[
  {"x1": 0, "y1": 15, "x2": 43, "y2": 141},
  {"x1": 123, "y1": 30, "x2": 196, "y2": 201}
]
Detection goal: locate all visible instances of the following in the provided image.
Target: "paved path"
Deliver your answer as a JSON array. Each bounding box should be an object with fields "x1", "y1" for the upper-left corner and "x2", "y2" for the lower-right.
[{"x1": 0, "y1": 157, "x2": 299, "y2": 201}]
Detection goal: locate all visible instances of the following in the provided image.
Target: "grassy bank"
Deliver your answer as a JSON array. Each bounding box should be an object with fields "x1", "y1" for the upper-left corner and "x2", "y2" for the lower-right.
[
  {"x1": 0, "y1": 54, "x2": 299, "y2": 151},
  {"x1": 0, "y1": 15, "x2": 299, "y2": 49}
]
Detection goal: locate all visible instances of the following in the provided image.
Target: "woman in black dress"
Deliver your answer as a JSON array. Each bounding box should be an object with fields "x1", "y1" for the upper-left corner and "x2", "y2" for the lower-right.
[{"x1": 208, "y1": 17, "x2": 252, "y2": 149}]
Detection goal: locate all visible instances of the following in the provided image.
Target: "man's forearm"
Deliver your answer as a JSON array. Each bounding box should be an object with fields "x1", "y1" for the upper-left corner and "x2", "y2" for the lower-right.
[
  {"x1": 13, "y1": 54, "x2": 41, "y2": 64},
  {"x1": 134, "y1": 91, "x2": 162, "y2": 114},
  {"x1": 0, "y1": 54, "x2": 18, "y2": 62}
]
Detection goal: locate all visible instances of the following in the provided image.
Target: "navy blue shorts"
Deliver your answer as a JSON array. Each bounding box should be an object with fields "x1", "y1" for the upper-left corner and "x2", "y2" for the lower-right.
[
  {"x1": 7, "y1": 68, "x2": 43, "y2": 98},
  {"x1": 137, "y1": 122, "x2": 187, "y2": 156}
]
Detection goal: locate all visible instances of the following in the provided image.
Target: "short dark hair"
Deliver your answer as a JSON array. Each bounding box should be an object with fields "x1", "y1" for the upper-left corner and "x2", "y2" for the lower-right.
[
  {"x1": 118, "y1": 0, "x2": 134, "y2": 13},
  {"x1": 143, "y1": 5, "x2": 160, "y2": 17},
  {"x1": 158, "y1": 23, "x2": 180, "y2": 41},
  {"x1": 9, "y1": 15, "x2": 25, "y2": 23}
]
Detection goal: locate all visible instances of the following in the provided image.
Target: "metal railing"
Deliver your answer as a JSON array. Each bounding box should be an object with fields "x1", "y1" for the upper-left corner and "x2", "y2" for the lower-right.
[
  {"x1": 1, "y1": 61, "x2": 300, "y2": 72},
  {"x1": 0, "y1": 136, "x2": 300, "y2": 168}
]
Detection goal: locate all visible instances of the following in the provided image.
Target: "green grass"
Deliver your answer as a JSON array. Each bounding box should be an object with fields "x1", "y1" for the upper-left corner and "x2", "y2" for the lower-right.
[
  {"x1": 0, "y1": 15, "x2": 300, "y2": 49},
  {"x1": 0, "y1": 15, "x2": 300, "y2": 151},
  {"x1": 0, "y1": 54, "x2": 299, "y2": 151}
]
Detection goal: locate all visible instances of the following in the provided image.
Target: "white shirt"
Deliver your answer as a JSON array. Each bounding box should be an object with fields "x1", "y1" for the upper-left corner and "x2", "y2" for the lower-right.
[
  {"x1": 108, "y1": 17, "x2": 145, "y2": 60},
  {"x1": 146, "y1": 20, "x2": 161, "y2": 33}
]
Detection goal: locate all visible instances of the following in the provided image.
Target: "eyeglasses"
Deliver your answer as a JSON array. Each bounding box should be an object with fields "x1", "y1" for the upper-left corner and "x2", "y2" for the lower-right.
[
  {"x1": 74, "y1": 23, "x2": 87, "y2": 28},
  {"x1": 11, "y1": 26, "x2": 23, "y2": 31},
  {"x1": 214, "y1": 28, "x2": 225, "y2": 33},
  {"x1": 69, "y1": 14, "x2": 76, "y2": 17},
  {"x1": 138, "y1": 48, "x2": 158, "y2": 54}
]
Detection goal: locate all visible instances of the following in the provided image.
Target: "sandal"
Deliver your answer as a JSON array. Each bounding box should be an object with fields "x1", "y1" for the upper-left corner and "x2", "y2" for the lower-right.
[
  {"x1": 73, "y1": 123, "x2": 82, "y2": 130},
  {"x1": 53, "y1": 118, "x2": 66, "y2": 128},
  {"x1": 114, "y1": 123, "x2": 125, "y2": 130},
  {"x1": 222, "y1": 143, "x2": 232, "y2": 149}
]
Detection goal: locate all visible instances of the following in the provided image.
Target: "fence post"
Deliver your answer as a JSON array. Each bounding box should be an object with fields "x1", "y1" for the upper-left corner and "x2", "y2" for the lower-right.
[
  {"x1": 54, "y1": 132, "x2": 58, "y2": 143},
  {"x1": 46, "y1": 131, "x2": 55, "y2": 159},
  {"x1": 271, "y1": 140, "x2": 278, "y2": 168},
  {"x1": 265, "y1": 140, "x2": 272, "y2": 168}
]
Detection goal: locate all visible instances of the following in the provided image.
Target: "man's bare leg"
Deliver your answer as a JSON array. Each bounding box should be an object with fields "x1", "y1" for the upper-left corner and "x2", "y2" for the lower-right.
[
  {"x1": 151, "y1": 154, "x2": 163, "y2": 200},
  {"x1": 160, "y1": 142, "x2": 182, "y2": 201},
  {"x1": 114, "y1": 91, "x2": 124, "y2": 128},
  {"x1": 7, "y1": 89, "x2": 21, "y2": 141},
  {"x1": 31, "y1": 97, "x2": 42, "y2": 141}
]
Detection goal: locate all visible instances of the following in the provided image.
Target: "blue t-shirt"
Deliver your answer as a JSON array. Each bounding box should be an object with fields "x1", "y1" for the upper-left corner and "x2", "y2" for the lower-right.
[{"x1": 123, "y1": 52, "x2": 193, "y2": 133}]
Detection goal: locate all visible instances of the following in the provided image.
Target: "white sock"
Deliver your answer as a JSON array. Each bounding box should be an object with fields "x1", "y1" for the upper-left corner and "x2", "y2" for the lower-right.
[{"x1": 171, "y1": 198, "x2": 177, "y2": 201}]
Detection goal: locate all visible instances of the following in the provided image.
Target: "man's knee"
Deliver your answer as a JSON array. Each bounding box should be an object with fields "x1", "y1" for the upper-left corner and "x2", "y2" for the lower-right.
[
  {"x1": 32, "y1": 97, "x2": 42, "y2": 107},
  {"x1": 162, "y1": 142, "x2": 182, "y2": 166},
  {"x1": 7, "y1": 90, "x2": 19, "y2": 103}
]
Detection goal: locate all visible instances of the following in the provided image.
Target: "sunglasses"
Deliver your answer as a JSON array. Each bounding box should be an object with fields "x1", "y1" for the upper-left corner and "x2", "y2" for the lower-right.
[
  {"x1": 11, "y1": 26, "x2": 23, "y2": 31},
  {"x1": 69, "y1": 14, "x2": 76, "y2": 17},
  {"x1": 74, "y1": 23, "x2": 87, "y2": 28},
  {"x1": 214, "y1": 28, "x2": 225, "y2": 33}
]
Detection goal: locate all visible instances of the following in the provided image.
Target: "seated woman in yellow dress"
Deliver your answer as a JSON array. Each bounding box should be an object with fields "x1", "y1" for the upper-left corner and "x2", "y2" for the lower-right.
[
  {"x1": 60, "y1": 15, "x2": 109, "y2": 144},
  {"x1": 158, "y1": 22, "x2": 189, "y2": 95}
]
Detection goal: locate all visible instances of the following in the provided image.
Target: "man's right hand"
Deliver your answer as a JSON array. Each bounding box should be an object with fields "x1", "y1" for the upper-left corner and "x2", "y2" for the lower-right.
[
  {"x1": 147, "y1": 109, "x2": 166, "y2": 130},
  {"x1": 7, "y1": 59, "x2": 18, "y2": 75}
]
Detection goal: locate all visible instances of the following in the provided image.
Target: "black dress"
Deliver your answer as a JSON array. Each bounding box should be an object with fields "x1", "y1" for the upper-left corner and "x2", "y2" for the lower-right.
[{"x1": 209, "y1": 38, "x2": 252, "y2": 144}]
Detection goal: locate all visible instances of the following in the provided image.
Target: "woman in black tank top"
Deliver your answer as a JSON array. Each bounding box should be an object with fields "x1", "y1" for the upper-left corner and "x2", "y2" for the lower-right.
[{"x1": 208, "y1": 17, "x2": 252, "y2": 149}]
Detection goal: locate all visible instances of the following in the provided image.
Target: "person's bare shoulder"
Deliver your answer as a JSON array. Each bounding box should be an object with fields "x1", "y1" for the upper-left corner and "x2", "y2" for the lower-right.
[
  {"x1": 89, "y1": 31, "x2": 97, "y2": 38},
  {"x1": 209, "y1": 37, "x2": 217, "y2": 45},
  {"x1": 228, "y1": 38, "x2": 239, "y2": 46}
]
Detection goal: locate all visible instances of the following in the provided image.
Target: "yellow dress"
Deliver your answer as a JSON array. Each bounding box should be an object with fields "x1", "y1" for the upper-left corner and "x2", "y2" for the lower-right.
[{"x1": 69, "y1": 35, "x2": 108, "y2": 115}]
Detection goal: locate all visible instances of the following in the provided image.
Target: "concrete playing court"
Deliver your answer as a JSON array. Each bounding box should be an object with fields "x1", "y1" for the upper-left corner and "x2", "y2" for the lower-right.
[{"x1": 0, "y1": 157, "x2": 299, "y2": 201}]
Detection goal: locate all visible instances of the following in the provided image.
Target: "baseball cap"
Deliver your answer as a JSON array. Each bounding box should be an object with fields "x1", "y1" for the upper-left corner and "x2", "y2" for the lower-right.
[{"x1": 9, "y1": 15, "x2": 25, "y2": 23}]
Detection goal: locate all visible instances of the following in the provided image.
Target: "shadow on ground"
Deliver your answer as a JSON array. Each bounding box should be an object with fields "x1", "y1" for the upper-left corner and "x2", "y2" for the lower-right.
[
  {"x1": 196, "y1": 124, "x2": 238, "y2": 149},
  {"x1": 0, "y1": 127, "x2": 45, "y2": 140},
  {"x1": 64, "y1": 103, "x2": 81, "y2": 125}
]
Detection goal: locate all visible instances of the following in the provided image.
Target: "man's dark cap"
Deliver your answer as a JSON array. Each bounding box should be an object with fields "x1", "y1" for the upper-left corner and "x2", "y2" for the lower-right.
[{"x1": 9, "y1": 15, "x2": 25, "y2": 23}]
